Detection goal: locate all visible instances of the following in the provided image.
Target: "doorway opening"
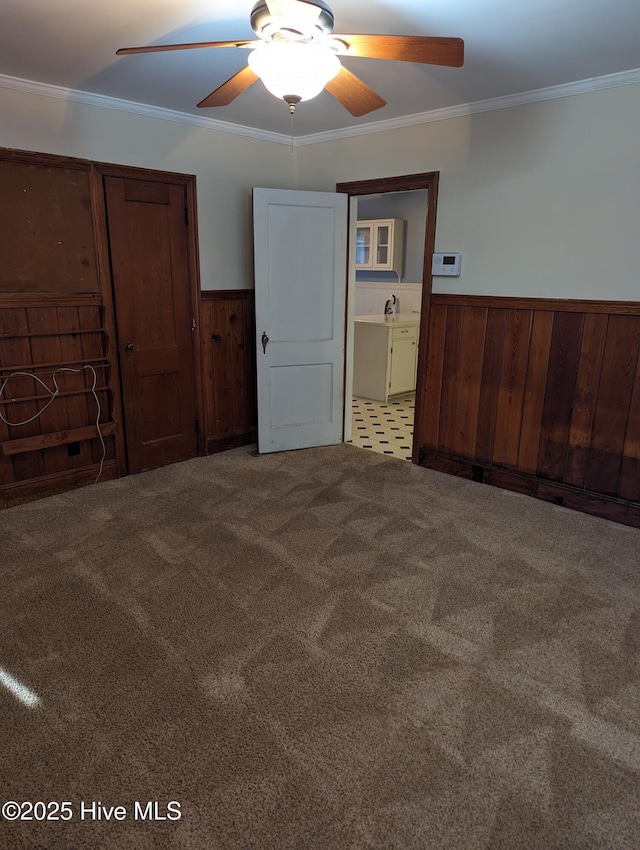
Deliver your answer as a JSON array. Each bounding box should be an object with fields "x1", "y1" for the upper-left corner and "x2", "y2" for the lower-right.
[
  {"x1": 349, "y1": 189, "x2": 426, "y2": 460},
  {"x1": 336, "y1": 173, "x2": 440, "y2": 464}
]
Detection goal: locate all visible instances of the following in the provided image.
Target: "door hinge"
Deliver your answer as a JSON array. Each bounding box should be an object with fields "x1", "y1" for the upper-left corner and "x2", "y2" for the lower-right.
[{"x1": 418, "y1": 445, "x2": 427, "y2": 464}]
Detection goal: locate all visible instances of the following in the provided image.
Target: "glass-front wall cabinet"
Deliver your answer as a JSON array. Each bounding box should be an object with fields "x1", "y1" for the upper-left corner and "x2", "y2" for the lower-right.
[
  {"x1": 355, "y1": 219, "x2": 404, "y2": 279},
  {"x1": 356, "y1": 224, "x2": 372, "y2": 267},
  {"x1": 375, "y1": 224, "x2": 390, "y2": 266}
]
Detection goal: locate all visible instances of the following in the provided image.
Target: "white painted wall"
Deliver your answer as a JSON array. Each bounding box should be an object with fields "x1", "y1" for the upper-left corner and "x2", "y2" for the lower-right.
[
  {"x1": 297, "y1": 83, "x2": 640, "y2": 301},
  {"x1": 0, "y1": 85, "x2": 296, "y2": 290},
  {"x1": 3, "y1": 80, "x2": 640, "y2": 300}
]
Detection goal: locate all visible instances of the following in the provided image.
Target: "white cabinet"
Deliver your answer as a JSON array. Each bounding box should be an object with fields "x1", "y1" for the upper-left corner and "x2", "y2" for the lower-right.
[
  {"x1": 355, "y1": 219, "x2": 405, "y2": 279},
  {"x1": 353, "y1": 317, "x2": 419, "y2": 402}
]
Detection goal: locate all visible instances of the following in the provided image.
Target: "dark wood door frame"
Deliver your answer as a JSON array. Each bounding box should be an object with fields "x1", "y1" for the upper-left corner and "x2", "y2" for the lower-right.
[
  {"x1": 93, "y1": 162, "x2": 205, "y2": 468},
  {"x1": 336, "y1": 172, "x2": 440, "y2": 463}
]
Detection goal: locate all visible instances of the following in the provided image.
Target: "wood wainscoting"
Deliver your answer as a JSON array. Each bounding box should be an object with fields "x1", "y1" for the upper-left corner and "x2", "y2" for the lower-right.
[
  {"x1": 0, "y1": 294, "x2": 120, "y2": 505},
  {"x1": 1, "y1": 285, "x2": 258, "y2": 505},
  {"x1": 201, "y1": 290, "x2": 256, "y2": 453},
  {"x1": 416, "y1": 295, "x2": 640, "y2": 528}
]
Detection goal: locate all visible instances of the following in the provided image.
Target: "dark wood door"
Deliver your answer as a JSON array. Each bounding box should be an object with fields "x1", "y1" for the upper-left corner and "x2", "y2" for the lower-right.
[{"x1": 104, "y1": 176, "x2": 198, "y2": 473}]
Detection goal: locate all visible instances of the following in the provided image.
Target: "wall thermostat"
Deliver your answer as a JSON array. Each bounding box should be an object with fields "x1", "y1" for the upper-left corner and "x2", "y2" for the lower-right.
[{"x1": 432, "y1": 252, "x2": 461, "y2": 277}]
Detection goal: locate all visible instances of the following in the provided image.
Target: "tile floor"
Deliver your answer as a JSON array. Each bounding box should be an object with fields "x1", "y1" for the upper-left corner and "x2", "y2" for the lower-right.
[{"x1": 348, "y1": 393, "x2": 415, "y2": 461}]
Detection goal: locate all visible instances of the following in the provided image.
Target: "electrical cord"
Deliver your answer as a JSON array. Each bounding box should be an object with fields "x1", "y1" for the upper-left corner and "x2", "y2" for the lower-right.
[{"x1": 0, "y1": 365, "x2": 107, "y2": 484}]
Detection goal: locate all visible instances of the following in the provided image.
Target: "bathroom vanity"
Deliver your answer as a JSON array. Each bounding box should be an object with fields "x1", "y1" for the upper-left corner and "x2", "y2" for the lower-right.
[{"x1": 353, "y1": 314, "x2": 420, "y2": 402}]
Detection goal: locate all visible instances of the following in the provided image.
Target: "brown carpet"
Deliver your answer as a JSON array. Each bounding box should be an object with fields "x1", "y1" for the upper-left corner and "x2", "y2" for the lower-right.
[{"x1": 1, "y1": 443, "x2": 639, "y2": 849}]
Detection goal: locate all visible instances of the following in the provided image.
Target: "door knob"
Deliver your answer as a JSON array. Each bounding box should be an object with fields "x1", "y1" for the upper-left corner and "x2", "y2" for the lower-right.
[
  {"x1": 261, "y1": 332, "x2": 269, "y2": 354},
  {"x1": 124, "y1": 341, "x2": 135, "y2": 360}
]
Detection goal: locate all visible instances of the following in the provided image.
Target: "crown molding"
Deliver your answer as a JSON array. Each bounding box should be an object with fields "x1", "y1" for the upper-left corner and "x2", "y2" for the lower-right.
[
  {"x1": 1, "y1": 66, "x2": 639, "y2": 149},
  {"x1": 296, "y1": 67, "x2": 640, "y2": 146},
  {"x1": 0, "y1": 73, "x2": 292, "y2": 146}
]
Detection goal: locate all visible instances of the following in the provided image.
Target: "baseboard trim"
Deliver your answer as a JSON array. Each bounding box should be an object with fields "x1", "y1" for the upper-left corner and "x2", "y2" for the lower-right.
[
  {"x1": 206, "y1": 430, "x2": 256, "y2": 455},
  {"x1": 0, "y1": 460, "x2": 117, "y2": 508},
  {"x1": 418, "y1": 449, "x2": 640, "y2": 529}
]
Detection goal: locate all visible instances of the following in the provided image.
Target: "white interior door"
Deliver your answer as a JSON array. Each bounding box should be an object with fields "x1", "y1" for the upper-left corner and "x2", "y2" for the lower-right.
[
  {"x1": 253, "y1": 187, "x2": 348, "y2": 453},
  {"x1": 343, "y1": 196, "x2": 358, "y2": 443}
]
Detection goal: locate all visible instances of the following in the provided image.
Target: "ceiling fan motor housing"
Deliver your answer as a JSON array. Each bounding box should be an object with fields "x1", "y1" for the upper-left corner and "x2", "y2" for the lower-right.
[{"x1": 250, "y1": 0, "x2": 335, "y2": 41}]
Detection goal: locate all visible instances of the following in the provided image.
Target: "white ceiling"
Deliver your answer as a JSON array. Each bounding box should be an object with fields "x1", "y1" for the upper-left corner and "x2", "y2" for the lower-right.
[{"x1": 2, "y1": 0, "x2": 640, "y2": 139}]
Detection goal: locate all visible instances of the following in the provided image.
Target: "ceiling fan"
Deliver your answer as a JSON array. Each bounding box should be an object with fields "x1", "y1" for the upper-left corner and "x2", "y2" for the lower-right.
[{"x1": 117, "y1": 0, "x2": 464, "y2": 117}]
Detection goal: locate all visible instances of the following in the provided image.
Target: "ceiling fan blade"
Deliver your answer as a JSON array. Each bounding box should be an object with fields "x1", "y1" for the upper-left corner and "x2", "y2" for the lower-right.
[
  {"x1": 197, "y1": 65, "x2": 260, "y2": 108},
  {"x1": 332, "y1": 35, "x2": 464, "y2": 67},
  {"x1": 116, "y1": 40, "x2": 257, "y2": 56},
  {"x1": 325, "y1": 66, "x2": 386, "y2": 117}
]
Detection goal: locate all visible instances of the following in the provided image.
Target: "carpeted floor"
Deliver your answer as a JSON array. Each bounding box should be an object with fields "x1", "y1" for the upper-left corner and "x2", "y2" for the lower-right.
[{"x1": 1, "y1": 443, "x2": 639, "y2": 849}]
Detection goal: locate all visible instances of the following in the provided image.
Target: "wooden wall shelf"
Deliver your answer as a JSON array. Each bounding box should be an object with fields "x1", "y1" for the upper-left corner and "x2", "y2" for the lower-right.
[{"x1": 1, "y1": 422, "x2": 117, "y2": 456}]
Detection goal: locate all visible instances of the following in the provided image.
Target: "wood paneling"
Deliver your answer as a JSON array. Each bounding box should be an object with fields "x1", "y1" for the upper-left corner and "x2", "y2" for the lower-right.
[
  {"x1": 0, "y1": 301, "x2": 117, "y2": 498},
  {"x1": 0, "y1": 306, "x2": 45, "y2": 483},
  {"x1": 438, "y1": 305, "x2": 463, "y2": 455},
  {"x1": 619, "y1": 355, "x2": 640, "y2": 502},
  {"x1": 416, "y1": 294, "x2": 640, "y2": 528},
  {"x1": 201, "y1": 290, "x2": 256, "y2": 453},
  {"x1": 493, "y1": 309, "x2": 532, "y2": 468},
  {"x1": 1, "y1": 267, "x2": 212, "y2": 502},
  {"x1": 0, "y1": 159, "x2": 99, "y2": 294},
  {"x1": 586, "y1": 315, "x2": 640, "y2": 496},
  {"x1": 0, "y1": 148, "x2": 206, "y2": 506},
  {"x1": 421, "y1": 303, "x2": 446, "y2": 450},
  {"x1": 452, "y1": 306, "x2": 486, "y2": 459},
  {"x1": 518, "y1": 311, "x2": 554, "y2": 474},
  {"x1": 537, "y1": 311, "x2": 583, "y2": 482},
  {"x1": 475, "y1": 308, "x2": 506, "y2": 465},
  {"x1": 564, "y1": 314, "x2": 608, "y2": 488}
]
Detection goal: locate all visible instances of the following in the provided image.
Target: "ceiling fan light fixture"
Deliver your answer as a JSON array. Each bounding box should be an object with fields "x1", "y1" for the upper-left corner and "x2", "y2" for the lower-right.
[
  {"x1": 248, "y1": 41, "x2": 340, "y2": 103},
  {"x1": 118, "y1": 0, "x2": 463, "y2": 117}
]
